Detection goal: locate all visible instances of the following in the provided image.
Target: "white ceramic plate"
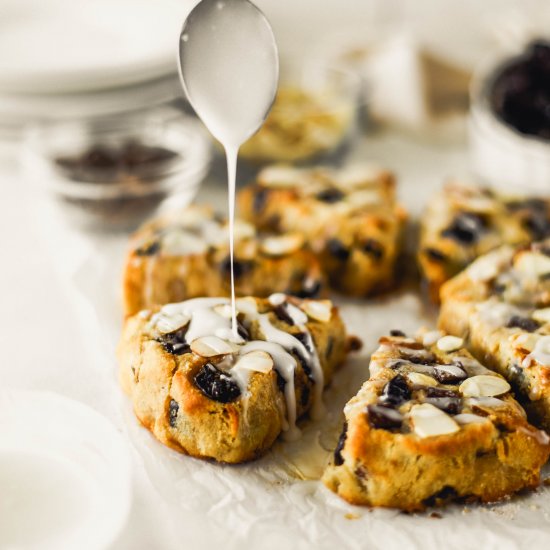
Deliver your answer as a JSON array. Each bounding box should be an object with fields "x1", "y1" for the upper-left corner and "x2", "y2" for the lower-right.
[
  {"x1": 0, "y1": 0, "x2": 190, "y2": 93},
  {"x1": 0, "y1": 389, "x2": 132, "y2": 550}
]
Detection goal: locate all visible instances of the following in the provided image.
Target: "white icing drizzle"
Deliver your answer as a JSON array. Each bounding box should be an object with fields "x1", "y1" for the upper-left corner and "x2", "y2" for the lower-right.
[{"x1": 148, "y1": 294, "x2": 327, "y2": 438}]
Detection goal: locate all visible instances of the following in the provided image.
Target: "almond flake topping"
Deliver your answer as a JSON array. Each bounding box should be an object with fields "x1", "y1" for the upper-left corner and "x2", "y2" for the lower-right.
[
  {"x1": 190, "y1": 336, "x2": 239, "y2": 357},
  {"x1": 459, "y1": 375, "x2": 510, "y2": 397},
  {"x1": 410, "y1": 403, "x2": 459, "y2": 438}
]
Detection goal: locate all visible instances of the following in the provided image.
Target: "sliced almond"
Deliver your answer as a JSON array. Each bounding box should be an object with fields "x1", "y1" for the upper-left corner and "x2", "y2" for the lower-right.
[
  {"x1": 161, "y1": 229, "x2": 208, "y2": 256},
  {"x1": 301, "y1": 300, "x2": 333, "y2": 323},
  {"x1": 407, "y1": 372, "x2": 438, "y2": 387},
  {"x1": 233, "y1": 351, "x2": 274, "y2": 374},
  {"x1": 213, "y1": 304, "x2": 233, "y2": 319},
  {"x1": 512, "y1": 332, "x2": 539, "y2": 352},
  {"x1": 467, "y1": 247, "x2": 512, "y2": 281},
  {"x1": 436, "y1": 335, "x2": 464, "y2": 352},
  {"x1": 453, "y1": 413, "x2": 490, "y2": 425},
  {"x1": 261, "y1": 233, "x2": 304, "y2": 256},
  {"x1": 345, "y1": 189, "x2": 381, "y2": 208},
  {"x1": 422, "y1": 330, "x2": 443, "y2": 347},
  {"x1": 459, "y1": 375, "x2": 510, "y2": 397},
  {"x1": 410, "y1": 403, "x2": 460, "y2": 438},
  {"x1": 155, "y1": 311, "x2": 190, "y2": 335},
  {"x1": 190, "y1": 336, "x2": 238, "y2": 357},
  {"x1": 514, "y1": 251, "x2": 550, "y2": 278},
  {"x1": 258, "y1": 166, "x2": 305, "y2": 188},
  {"x1": 335, "y1": 164, "x2": 384, "y2": 190},
  {"x1": 235, "y1": 297, "x2": 258, "y2": 316},
  {"x1": 532, "y1": 308, "x2": 550, "y2": 325}
]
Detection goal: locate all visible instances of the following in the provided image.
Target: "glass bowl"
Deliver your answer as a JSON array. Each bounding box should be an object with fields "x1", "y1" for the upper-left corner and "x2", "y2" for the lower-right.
[
  {"x1": 22, "y1": 106, "x2": 212, "y2": 232},
  {"x1": 238, "y1": 63, "x2": 362, "y2": 165}
]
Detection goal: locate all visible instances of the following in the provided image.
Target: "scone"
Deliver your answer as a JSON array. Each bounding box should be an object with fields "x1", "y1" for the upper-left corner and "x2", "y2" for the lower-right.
[
  {"x1": 419, "y1": 182, "x2": 550, "y2": 301},
  {"x1": 439, "y1": 240, "x2": 550, "y2": 430},
  {"x1": 118, "y1": 294, "x2": 349, "y2": 463},
  {"x1": 123, "y1": 206, "x2": 324, "y2": 316},
  {"x1": 238, "y1": 164, "x2": 407, "y2": 296},
  {"x1": 323, "y1": 331, "x2": 550, "y2": 511}
]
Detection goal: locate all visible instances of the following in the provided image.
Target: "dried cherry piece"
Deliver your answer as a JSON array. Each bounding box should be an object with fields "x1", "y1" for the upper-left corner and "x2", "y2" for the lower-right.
[
  {"x1": 168, "y1": 399, "x2": 179, "y2": 428},
  {"x1": 334, "y1": 422, "x2": 348, "y2": 466},
  {"x1": 441, "y1": 213, "x2": 486, "y2": 245},
  {"x1": 379, "y1": 374, "x2": 411, "y2": 407},
  {"x1": 366, "y1": 404, "x2": 403, "y2": 431},
  {"x1": 326, "y1": 238, "x2": 350, "y2": 262},
  {"x1": 506, "y1": 315, "x2": 540, "y2": 332},
  {"x1": 362, "y1": 239, "x2": 384, "y2": 260},
  {"x1": 316, "y1": 187, "x2": 344, "y2": 203},
  {"x1": 135, "y1": 240, "x2": 160, "y2": 256},
  {"x1": 193, "y1": 363, "x2": 241, "y2": 403},
  {"x1": 157, "y1": 329, "x2": 190, "y2": 356}
]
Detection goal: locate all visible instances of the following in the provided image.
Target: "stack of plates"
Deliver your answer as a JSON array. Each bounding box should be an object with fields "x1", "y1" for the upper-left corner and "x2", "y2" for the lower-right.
[{"x1": 0, "y1": 0, "x2": 195, "y2": 138}]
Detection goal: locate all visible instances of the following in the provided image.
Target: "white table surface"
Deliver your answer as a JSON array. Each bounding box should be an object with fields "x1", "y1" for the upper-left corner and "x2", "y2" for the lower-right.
[{"x1": 0, "y1": 127, "x2": 471, "y2": 549}]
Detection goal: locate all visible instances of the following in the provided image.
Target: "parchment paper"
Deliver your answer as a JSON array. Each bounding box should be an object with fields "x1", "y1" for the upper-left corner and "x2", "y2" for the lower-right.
[{"x1": 68, "y1": 232, "x2": 550, "y2": 550}]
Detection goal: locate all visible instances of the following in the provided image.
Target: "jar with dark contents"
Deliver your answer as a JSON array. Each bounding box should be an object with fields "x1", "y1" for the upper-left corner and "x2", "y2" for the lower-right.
[
  {"x1": 469, "y1": 39, "x2": 550, "y2": 194},
  {"x1": 23, "y1": 107, "x2": 211, "y2": 232}
]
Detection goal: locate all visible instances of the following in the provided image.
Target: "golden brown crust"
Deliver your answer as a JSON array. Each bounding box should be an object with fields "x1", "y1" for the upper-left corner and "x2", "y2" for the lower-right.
[
  {"x1": 439, "y1": 240, "x2": 550, "y2": 431},
  {"x1": 118, "y1": 296, "x2": 348, "y2": 463},
  {"x1": 122, "y1": 207, "x2": 325, "y2": 316},
  {"x1": 323, "y1": 332, "x2": 550, "y2": 510},
  {"x1": 418, "y1": 182, "x2": 550, "y2": 302},
  {"x1": 237, "y1": 165, "x2": 407, "y2": 296}
]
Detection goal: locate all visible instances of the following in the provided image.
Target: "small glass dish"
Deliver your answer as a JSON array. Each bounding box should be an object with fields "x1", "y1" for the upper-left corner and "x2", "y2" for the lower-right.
[
  {"x1": 22, "y1": 106, "x2": 212, "y2": 232},
  {"x1": 469, "y1": 43, "x2": 550, "y2": 194},
  {"x1": 238, "y1": 63, "x2": 362, "y2": 165}
]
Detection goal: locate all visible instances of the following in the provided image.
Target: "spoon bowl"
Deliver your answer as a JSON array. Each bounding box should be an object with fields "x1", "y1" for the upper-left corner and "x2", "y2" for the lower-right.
[{"x1": 178, "y1": 0, "x2": 279, "y2": 148}]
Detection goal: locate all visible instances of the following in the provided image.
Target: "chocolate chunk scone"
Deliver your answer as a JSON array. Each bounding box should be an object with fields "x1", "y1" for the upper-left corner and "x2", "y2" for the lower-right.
[
  {"x1": 238, "y1": 164, "x2": 407, "y2": 296},
  {"x1": 118, "y1": 294, "x2": 349, "y2": 463},
  {"x1": 419, "y1": 182, "x2": 550, "y2": 301},
  {"x1": 123, "y1": 206, "x2": 324, "y2": 316},
  {"x1": 440, "y1": 240, "x2": 550, "y2": 430},
  {"x1": 323, "y1": 331, "x2": 549, "y2": 510}
]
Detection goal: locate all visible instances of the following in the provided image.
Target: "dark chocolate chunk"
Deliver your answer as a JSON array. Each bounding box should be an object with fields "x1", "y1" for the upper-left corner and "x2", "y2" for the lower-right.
[
  {"x1": 326, "y1": 238, "x2": 350, "y2": 262},
  {"x1": 300, "y1": 384, "x2": 310, "y2": 407},
  {"x1": 390, "y1": 330, "x2": 406, "y2": 337},
  {"x1": 237, "y1": 320, "x2": 250, "y2": 341},
  {"x1": 366, "y1": 404, "x2": 403, "y2": 431},
  {"x1": 168, "y1": 399, "x2": 179, "y2": 428},
  {"x1": 193, "y1": 363, "x2": 241, "y2": 403},
  {"x1": 379, "y1": 374, "x2": 411, "y2": 407},
  {"x1": 334, "y1": 422, "x2": 348, "y2": 466},
  {"x1": 441, "y1": 213, "x2": 486, "y2": 245},
  {"x1": 506, "y1": 315, "x2": 540, "y2": 332},
  {"x1": 316, "y1": 187, "x2": 345, "y2": 203},
  {"x1": 362, "y1": 239, "x2": 384, "y2": 260}
]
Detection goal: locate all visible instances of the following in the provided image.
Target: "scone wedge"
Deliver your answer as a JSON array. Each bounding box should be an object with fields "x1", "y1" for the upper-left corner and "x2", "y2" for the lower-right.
[
  {"x1": 238, "y1": 164, "x2": 407, "y2": 296},
  {"x1": 323, "y1": 331, "x2": 549, "y2": 511},
  {"x1": 418, "y1": 182, "x2": 550, "y2": 302},
  {"x1": 123, "y1": 206, "x2": 324, "y2": 316},
  {"x1": 440, "y1": 240, "x2": 550, "y2": 431},
  {"x1": 118, "y1": 294, "x2": 349, "y2": 463}
]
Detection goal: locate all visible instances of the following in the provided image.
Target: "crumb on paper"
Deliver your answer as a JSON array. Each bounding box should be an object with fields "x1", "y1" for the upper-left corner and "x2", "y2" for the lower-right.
[
  {"x1": 345, "y1": 513, "x2": 360, "y2": 520},
  {"x1": 429, "y1": 512, "x2": 442, "y2": 519},
  {"x1": 462, "y1": 507, "x2": 471, "y2": 514}
]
